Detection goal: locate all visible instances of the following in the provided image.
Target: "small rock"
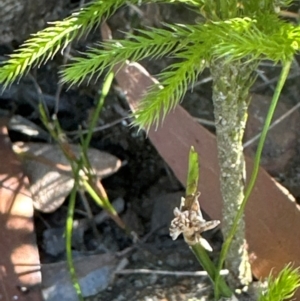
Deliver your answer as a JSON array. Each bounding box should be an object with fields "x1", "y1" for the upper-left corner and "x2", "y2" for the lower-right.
[
  {"x1": 43, "y1": 227, "x2": 66, "y2": 256},
  {"x1": 42, "y1": 253, "x2": 121, "y2": 301}
]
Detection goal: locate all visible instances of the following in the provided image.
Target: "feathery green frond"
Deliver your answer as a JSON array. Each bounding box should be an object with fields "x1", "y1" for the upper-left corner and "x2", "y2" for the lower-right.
[
  {"x1": 131, "y1": 16, "x2": 300, "y2": 130},
  {"x1": 61, "y1": 24, "x2": 199, "y2": 85},
  {"x1": 258, "y1": 265, "x2": 300, "y2": 301},
  {"x1": 0, "y1": 0, "x2": 131, "y2": 87},
  {"x1": 1, "y1": 0, "x2": 299, "y2": 133},
  {"x1": 211, "y1": 15, "x2": 300, "y2": 62},
  {"x1": 60, "y1": 14, "x2": 300, "y2": 129},
  {"x1": 133, "y1": 45, "x2": 206, "y2": 130}
]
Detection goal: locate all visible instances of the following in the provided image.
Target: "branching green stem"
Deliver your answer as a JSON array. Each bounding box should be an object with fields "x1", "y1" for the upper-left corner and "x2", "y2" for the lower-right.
[
  {"x1": 81, "y1": 179, "x2": 116, "y2": 214},
  {"x1": 214, "y1": 59, "x2": 293, "y2": 299}
]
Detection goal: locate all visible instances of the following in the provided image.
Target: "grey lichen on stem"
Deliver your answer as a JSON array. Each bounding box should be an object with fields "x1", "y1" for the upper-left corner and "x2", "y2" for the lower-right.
[{"x1": 210, "y1": 59, "x2": 257, "y2": 288}]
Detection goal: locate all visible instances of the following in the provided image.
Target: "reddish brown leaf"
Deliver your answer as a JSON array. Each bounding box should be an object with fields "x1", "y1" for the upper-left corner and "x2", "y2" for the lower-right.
[{"x1": 0, "y1": 119, "x2": 42, "y2": 301}]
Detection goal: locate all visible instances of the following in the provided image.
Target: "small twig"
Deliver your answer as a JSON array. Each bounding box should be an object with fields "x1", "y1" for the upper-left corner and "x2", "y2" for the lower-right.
[
  {"x1": 35, "y1": 211, "x2": 52, "y2": 229},
  {"x1": 243, "y1": 101, "x2": 300, "y2": 148},
  {"x1": 0, "y1": 267, "x2": 9, "y2": 301},
  {"x1": 255, "y1": 69, "x2": 275, "y2": 91},
  {"x1": 258, "y1": 61, "x2": 281, "y2": 67},
  {"x1": 55, "y1": 0, "x2": 86, "y2": 114},
  {"x1": 55, "y1": 44, "x2": 72, "y2": 114},
  {"x1": 194, "y1": 117, "x2": 215, "y2": 127},
  {"x1": 127, "y1": 3, "x2": 144, "y2": 17},
  {"x1": 252, "y1": 69, "x2": 299, "y2": 91},
  {"x1": 188, "y1": 75, "x2": 212, "y2": 90},
  {"x1": 116, "y1": 268, "x2": 229, "y2": 277},
  {"x1": 66, "y1": 117, "x2": 126, "y2": 135},
  {"x1": 27, "y1": 72, "x2": 50, "y2": 119},
  {"x1": 279, "y1": 10, "x2": 300, "y2": 20}
]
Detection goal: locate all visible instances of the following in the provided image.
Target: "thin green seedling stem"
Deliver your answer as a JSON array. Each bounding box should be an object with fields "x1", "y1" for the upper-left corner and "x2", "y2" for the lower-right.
[
  {"x1": 191, "y1": 244, "x2": 232, "y2": 297},
  {"x1": 82, "y1": 180, "x2": 118, "y2": 216},
  {"x1": 82, "y1": 72, "x2": 114, "y2": 154},
  {"x1": 214, "y1": 59, "x2": 293, "y2": 299},
  {"x1": 82, "y1": 178, "x2": 127, "y2": 230},
  {"x1": 66, "y1": 179, "x2": 83, "y2": 301},
  {"x1": 82, "y1": 179, "x2": 117, "y2": 214},
  {"x1": 79, "y1": 72, "x2": 115, "y2": 210}
]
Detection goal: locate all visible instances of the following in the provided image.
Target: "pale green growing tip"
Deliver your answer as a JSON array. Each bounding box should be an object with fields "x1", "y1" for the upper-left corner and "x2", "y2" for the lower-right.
[{"x1": 291, "y1": 41, "x2": 299, "y2": 50}]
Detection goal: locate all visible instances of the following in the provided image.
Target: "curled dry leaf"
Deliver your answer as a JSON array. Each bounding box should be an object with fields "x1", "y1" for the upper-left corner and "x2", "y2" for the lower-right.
[
  {"x1": 170, "y1": 193, "x2": 220, "y2": 251},
  {"x1": 13, "y1": 142, "x2": 122, "y2": 213}
]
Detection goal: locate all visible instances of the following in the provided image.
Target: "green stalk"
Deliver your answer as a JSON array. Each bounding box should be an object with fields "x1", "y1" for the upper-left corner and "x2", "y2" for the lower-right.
[
  {"x1": 82, "y1": 179, "x2": 117, "y2": 215},
  {"x1": 80, "y1": 72, "x2": 114, "y2": 180},
  {"x1": 66, "y1": 181, "x2": 83, "y2": 301},
  {"x1": 192, "y1": 244, "x2": 232, "y2": 298},
  {"x1": 214, "y1": 59, "x2": 293, "y2": 299},
  {"x1": 82, "y1": 72, "x2": 114, "y2": 153}
]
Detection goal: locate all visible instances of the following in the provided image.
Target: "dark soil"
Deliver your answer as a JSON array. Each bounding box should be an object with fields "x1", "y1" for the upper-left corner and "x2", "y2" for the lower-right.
[{"x1": 1, "y1": 2, "x2": 300, "y2": 301}]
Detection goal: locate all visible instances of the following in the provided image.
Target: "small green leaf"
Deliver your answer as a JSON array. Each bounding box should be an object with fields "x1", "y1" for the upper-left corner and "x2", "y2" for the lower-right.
[{"x1": 186, "y1": 146, "x2": 199, "y2": 196}]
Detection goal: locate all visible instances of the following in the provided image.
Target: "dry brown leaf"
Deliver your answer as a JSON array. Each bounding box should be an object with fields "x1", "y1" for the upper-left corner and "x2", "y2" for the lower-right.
[
  {"x1": 0, "y1": 119, "x2": 42, "y2": 301},
  {"x1": 13, "y1": 142, "x2": 122, "y2": 213}
]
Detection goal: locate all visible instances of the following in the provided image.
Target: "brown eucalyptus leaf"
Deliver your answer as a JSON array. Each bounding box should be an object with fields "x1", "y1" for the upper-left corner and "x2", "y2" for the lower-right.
[
  {"x1": 0, "y1": 120, "x2": 42, "y2": 301},
  {"x1": 13, "y1": 142, "x2": 121, "y2": 213}
]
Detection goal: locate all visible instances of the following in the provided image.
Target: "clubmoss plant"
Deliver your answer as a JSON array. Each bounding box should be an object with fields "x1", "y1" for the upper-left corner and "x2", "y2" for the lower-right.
[
  {"x1": 258, "y1": 265, "x2": 300, "y2": 301},
  {"x1": 0, "y1": 0, "x2": 300, "y2": 299}
]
